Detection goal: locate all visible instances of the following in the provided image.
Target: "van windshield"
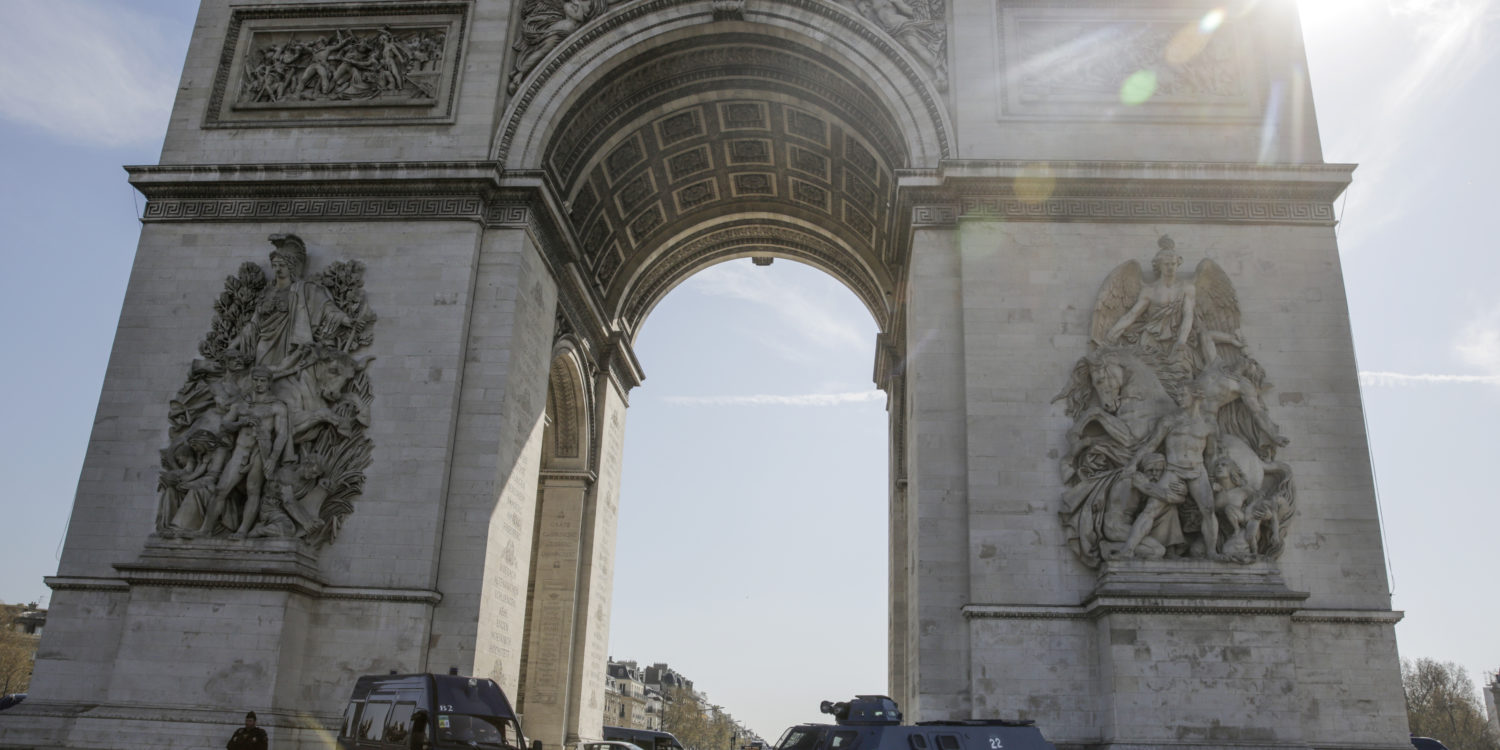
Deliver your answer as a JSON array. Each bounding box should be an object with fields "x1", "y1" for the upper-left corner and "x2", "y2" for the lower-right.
[
  {"x1": 777, "y1": 728, "x2": 826, "y2": 750},
  {"x1": 434, "y1": 678, "x2": 516, "y2": 718},
  {"x1": 435, "y1": 713, "x2": 522, "y2": 749}
]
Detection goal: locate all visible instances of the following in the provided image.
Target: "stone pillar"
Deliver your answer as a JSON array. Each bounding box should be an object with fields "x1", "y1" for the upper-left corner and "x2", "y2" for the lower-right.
[
  {"x1": 521, "y1": 472, "x2": 595, "y2": 746},
  {"x1": 520, "y1": 354, "x2": 628, "y2": 746},
  {"x1": 903, "y1": 207, "x2": 970, "y2": 720},
  {"x1": 569, "y1": 368, "x2": 630, "y2": 742}
]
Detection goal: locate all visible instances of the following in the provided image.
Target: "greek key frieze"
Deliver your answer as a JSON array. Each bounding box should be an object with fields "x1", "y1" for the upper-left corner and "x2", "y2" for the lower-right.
[{"x1": 142, "y1": 196, "x2": 487, "y2": 222}]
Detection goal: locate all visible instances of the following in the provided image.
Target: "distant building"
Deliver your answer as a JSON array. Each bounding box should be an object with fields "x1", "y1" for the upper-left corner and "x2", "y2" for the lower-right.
[
  {"x1": 605, "y1": 659, "x2": 649, "y2": 729},
  {"x1": 2, "y1": 605, "x2": 45, "y2": 694},
  {"x1": 13, "y1": 610, "x2": 44, "y2": 637},
  {"x1": 1484, "y1": 669, "x2": 1499, "y2": 737}
]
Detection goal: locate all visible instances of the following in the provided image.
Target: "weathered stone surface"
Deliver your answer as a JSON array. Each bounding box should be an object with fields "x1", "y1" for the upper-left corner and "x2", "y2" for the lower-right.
[{"x1": 0, "y1": 0, "x2": 1407, "y2": 749}]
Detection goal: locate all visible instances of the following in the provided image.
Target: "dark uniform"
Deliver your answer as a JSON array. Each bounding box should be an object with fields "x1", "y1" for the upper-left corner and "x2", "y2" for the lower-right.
[{"x1": 228, "y1": 711, "x2": 269, "y2": 750}]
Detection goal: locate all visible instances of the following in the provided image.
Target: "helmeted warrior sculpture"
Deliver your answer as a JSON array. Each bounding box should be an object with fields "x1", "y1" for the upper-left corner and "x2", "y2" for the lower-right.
[
  {"x1": 156, "y1": 234, "x2": 376, "y2": 547},
  {"x1": 1056, "y1": 236, "x2": 1294, "y2": 566}
]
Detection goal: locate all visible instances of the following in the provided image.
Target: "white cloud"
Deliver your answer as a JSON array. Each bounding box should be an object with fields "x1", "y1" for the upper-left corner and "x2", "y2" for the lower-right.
[
  {"x1": 684, "y1": 262, "x2": 869, "y2": 353},
  {"x1": 1359, "y1": 371, "x2": 1500, "y2": 387},
  {"x1": 0, "y1": 0, "x2": 182, "y2": 147},
  {"x1": 1454, "y1": 305, "x2": 1500, "y2": 376},
  {"x1": 663, "y1": 391, "x2": 885, "y2": 407}
]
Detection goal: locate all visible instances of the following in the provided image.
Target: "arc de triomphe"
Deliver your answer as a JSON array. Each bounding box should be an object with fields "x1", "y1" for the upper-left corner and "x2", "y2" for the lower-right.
[{"x1": 0, "y1": 0, "x2": 1409, "y2": 748}]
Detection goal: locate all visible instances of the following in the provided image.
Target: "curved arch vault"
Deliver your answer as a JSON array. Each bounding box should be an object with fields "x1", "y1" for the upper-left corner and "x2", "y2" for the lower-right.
[
  {"x1": 12, "y1": 0, "x2": 1411, "y2": 747},
  {"x1": 495, "y1": 16, "x2": 936, "y2": 742}
]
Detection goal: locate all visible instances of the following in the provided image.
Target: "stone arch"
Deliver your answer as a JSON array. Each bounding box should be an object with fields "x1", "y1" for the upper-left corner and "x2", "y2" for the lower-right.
[
  {"x1": 496, "y1": 0, "x2": 952, "y2": 170},
  {"x1": 541, "y1": 340, "x2": 594, "y2": 473},
  {"x1": 618, "y1": 217, "x2": 891, "y2": 341},
  {"x1": 497, "y1": 5, "x2": 939, "y2": 742},
  {"x1": 495, "y1": 10, "x2": 947, "y2": 348}
]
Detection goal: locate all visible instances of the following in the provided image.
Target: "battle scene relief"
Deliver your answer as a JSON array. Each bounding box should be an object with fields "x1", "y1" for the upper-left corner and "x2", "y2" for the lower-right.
[
  {"x1": 156, "y1": 234, "x2": 376, "y2": 548},
  {"x1": 1057, "y1": 236, "x2": 1294, "y2": 567},
  {"x1": 237, "y1": 25, "x2": 449, "y2": 106}
]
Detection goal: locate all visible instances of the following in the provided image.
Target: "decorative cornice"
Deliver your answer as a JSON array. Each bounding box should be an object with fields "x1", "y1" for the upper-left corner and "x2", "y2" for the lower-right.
[
  {"x1": 107, "y1": 538, "x2": 444, "y2": 603},
  {"x1": 1290, "y1": 608, "x2": 1404, "y2": 625},
  {"x1": 898, "y1": 161, "x2": 1355, "y2": 226},
  {"x1": 603, "y1": 332, "x2": 645, "y2": 400},
  {"x1": 45, "y1": 576, "x2": 131, "y2": 593},
  {"x1": 963, "y1": 597, "x2": 1310, "y2": 620},
  {"x1": 538, "y1": 469, "x2": 599, "y2": 484},
  {"x1": 128, "y1": 161, "x2": 503, "y2": 223}
]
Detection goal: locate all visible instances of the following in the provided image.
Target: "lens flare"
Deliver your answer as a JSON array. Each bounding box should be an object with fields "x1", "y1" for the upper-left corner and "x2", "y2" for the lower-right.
[
  {"x1": 1120, "y1": 70, "x2": 1157, "y2": 105},
  {"x1": 1257, "y1": 80, "x2": 1285, "y2": 163},
  {"x1": 1166, "y1": 27, "x2": 1210, "y2": 64},
  {"x1": 1199, "y1": 7, "x2": 1226, "y2": 33},
  {"x1": 1013, "y1": 162, "x2": 1056, "y2": 205}
]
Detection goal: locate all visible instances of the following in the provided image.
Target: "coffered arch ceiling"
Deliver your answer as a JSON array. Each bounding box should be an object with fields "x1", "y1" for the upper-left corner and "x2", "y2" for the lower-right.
[{"x1": 535, "y1": 31, "x2": 921, "y2": 338}]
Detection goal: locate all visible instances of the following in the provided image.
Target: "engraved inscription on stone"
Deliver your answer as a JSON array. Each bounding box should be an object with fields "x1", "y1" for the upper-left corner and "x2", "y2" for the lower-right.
[
  {"x1": 155, "y1": 234, "x2": 377, "y2": 548},
  {"x1": 1055, "y1": 236, "x2": 1294, "y2": 567},
  {"x1": 997, "y1": 7, "x2": 1260, "y2": 121},
  {"x1": 208, "y1": 5, "x2": 469, "y2": 127}
]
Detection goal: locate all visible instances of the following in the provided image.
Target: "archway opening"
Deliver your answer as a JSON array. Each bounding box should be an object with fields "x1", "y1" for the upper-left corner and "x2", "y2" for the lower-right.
[
  {"x1": 506, "y1": 18, "x2": 940, "y2": 744},
  {"x1": 610, "y1": 258, "x2": 889, "y2": 739}
]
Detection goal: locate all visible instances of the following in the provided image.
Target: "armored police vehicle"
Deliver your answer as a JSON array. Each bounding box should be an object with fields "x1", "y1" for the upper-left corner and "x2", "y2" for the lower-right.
[
  {"x1": 774, "y1": 696, "x2": 1055, "y2": 750},
  {"x1": 336, "y1": 670, "x2": 541, "y2": 750}
]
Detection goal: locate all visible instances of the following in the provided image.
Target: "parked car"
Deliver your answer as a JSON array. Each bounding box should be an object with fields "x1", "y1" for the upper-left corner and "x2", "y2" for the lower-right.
[
  {"x1": 575, "y1": 741, "x2": 646, "y2": 750},
  {"x1": 602, "y1": 728, "x2": 683, "y2": 750}
]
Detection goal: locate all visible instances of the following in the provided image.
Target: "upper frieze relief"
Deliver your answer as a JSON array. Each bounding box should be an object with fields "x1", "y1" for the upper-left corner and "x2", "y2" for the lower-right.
[
  {"x1": 997, "y1": 5, "x2": 1262, "y2": 122},
  {"x1": 207, "y1": 3, "x2": 470, "y2": 128}
]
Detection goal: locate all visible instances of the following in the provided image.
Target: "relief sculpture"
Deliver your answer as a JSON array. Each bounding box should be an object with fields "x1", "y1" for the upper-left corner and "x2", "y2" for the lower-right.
[
  {"x1": 508, "y1": 0, "x2": 609, "y2": 94},
  {"x1": 156, "y1": 234, "x2": 377, "y2": 547},
  {"x1": 1056, "y1": 236, "x2": 1293, "y2": 567},
  {"x1": 238, "y1": 26, "x2": 448, "y2": 105},
  {"x1": 840, "y1": 0, "x2": 948, "y2": 90}
]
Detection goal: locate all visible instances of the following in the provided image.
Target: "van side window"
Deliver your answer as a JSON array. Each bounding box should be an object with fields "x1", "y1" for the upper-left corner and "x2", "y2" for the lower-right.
[
  {"x1": 342, "y1": 701, "x2": 363, "y2": 739},
  {"x1": 908, "y1": 735, "x2": 927, "y2": 750},
  {"x1": 361, "y1": 700, "x2": 392, "y2": 741},
  {"x1": 936, "y1": 735, "x2": 960, "y2": 750},
  {"x1": 830, "y1": 731, "x2": 859, "y2": 750},
  {"x1": 385, "y1": 702, "x2": 416, "y2": 743}
]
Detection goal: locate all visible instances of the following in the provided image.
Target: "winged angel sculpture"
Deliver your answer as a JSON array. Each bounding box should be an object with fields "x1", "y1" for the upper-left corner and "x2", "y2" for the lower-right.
[
  {"x1": 508, "y1": 0, "x2": 609, "y2": 94},
  {"x1": 1055, "y1": 236, "x2": 1294, "y2": 567}
]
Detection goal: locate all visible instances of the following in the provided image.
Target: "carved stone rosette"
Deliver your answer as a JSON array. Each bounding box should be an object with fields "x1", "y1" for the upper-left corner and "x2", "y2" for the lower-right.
[
  {"x1": 1055, "y1": 236, "x2": 1294, "y2": 568},
  {"x1": 155, "y1": 234, "x2": 377, "y2": 548}
]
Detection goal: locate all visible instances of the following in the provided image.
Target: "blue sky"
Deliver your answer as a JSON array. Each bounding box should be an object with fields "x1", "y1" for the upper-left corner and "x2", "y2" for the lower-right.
[{"x1": 0, "y1": 0, "x2": 1497, "y2": 740}]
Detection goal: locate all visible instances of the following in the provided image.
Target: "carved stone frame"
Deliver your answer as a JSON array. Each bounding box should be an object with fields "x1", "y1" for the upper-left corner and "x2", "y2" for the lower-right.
[
  {"x1": 205, "y1": 2, "x2": 472, "y2": 128},
  {"x1": 994, "y1": 2, "x2": 1265, "y2": 123}
]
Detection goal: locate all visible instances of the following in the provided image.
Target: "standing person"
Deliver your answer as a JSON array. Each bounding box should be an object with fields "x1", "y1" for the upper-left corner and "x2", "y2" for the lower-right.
[{"x1": 227, "y1": 711, "x2": 268, "y2": 750}]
